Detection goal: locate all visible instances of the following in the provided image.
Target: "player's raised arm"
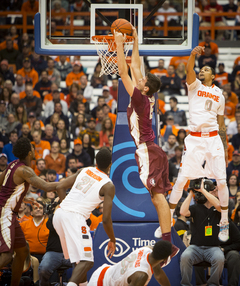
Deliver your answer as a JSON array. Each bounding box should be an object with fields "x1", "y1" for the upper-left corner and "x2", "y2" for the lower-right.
[
  {"x1": 186, "y1": 46, "x2": 204, "y2": 85},
  {"x1": 130, "y1": 27, "x2": 143, "y2": 84},
  {"x1": 115, "y1": 31, "x2": 135, "y2": 97}
]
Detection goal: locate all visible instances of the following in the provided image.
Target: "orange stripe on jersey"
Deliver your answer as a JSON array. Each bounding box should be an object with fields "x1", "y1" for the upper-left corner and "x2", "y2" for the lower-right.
[
  {"x1": 97, "y1": 266, "x2": 110, "y2": 286},
  {"x1": 135, "y1": 249, "x2": 144, "y2": 267},
  {"x1": 197, "y1": 90, "x2": 219, "y2": 102},
  {"x1": 86, "y1": 169, "x2": 102, "y2": 182},
  {"x1": 84, "y1": 247, "x2": 92, "y2": 251},
  {"x1": 147, "y1": 253, "x2": 154, "y2": 274}
]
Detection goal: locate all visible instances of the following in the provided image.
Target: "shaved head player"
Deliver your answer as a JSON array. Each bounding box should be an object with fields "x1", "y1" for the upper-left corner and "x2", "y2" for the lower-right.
[{"x1": 0, "y1": 137, "x2": 60, "y2": 286}]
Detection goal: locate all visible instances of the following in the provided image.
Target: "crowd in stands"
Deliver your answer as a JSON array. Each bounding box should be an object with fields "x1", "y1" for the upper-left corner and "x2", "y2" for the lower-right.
[{"x1": 0, "y1": 0, "x2": 240, "y2": 285}]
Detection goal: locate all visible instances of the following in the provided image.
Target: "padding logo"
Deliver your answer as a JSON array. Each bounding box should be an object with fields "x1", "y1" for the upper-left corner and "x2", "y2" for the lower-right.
[{"x1": 99, "y1": 238, "x2": 130, "y2": 264}]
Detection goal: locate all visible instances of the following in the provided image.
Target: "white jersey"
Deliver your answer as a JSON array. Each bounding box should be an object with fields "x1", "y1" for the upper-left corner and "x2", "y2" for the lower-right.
[
  {"x1": 103, "y1": 247, "x2": 153, "y2": 286},
  {"x1": 187, "y1": 79, "x2": 225, "y2": 132},
  {"x1": 60, "y1": 167, "x2": 112, "y2": 219}
]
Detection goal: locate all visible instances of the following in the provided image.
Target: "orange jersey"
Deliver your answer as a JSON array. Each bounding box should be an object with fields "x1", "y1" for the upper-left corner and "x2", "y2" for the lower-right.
[
  {"x1": 215, "y1": 72, "x2": 229, "y2": 86},
  {"x1": 21, "y1": 0, "x2": 39, "y2": 13},
  {"x1": 44, "y1": 92, "x2": 65, "y2": 102},
  {"x1": 225, "y1": 101, "x2": 236, "y2": 119},
  {"x1": 65, "y1": 71, "x2": 85, "y2": 87},
  {"x1": 26, "y1": 120, "x2": 45, "y2": 130},
  {"x1": 228, "y1": 143, "x2": 234, "y2": 162},
  {"x1": 31, "y1": 140, "x2": 51, "y2": 160},
  {"x1": 0, "y1": 41, "x2": 18, "y2": 51},
  {"x1": 229, "y1": 92, "x2": 238, "y2": 105},
  {"x1": 55, "y1": 56, "x2": 70, "y2": 62},
  {"x1": 108, "y1": 112, "x2": 117, "y2": 127},
  {"x1": 234, "y1": 56, "x2": 240, "y2": 67},
  {"x1": 169, "y1": 56, "x2": 189, "y2": 69},
  {"x1": 19, "y1": 90, "x2": 41, "y2": 99},
  {"x1": 20, "y1": 217, "x2": 49, "y2": 254},
  {"x1": 45, "y1": 153, "x2": 66, "y2": 174},
  {"x1": 161, "y1": 125, "x2": 179, "y2": 137},
  {"x1": 150, "y1": 68, "x2": 168, "y2": 78},
  {"x1": 158, "y1": 99, "x2": 166, "y2": 114},
  {"x1": 199, "y1": 41, "x2": 219, "y2": 55},
  {"x1": 89, "y1": 213, "x2": 103, "y2": 231},
  {"x1": 17, "y1": 68, "x2": 39, "y2": 87}
]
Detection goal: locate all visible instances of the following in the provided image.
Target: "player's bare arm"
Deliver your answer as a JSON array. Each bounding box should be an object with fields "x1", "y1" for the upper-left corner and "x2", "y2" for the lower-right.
[
  {"x1": 217, "y1": 114, "x2": 228, "y2": 167},
  {"x1": 56, "y1": 168, "x2": 82, "y2": 201},
  {"x1": 153, "y1": 265, "x2": 171, "y2": 286},
  {"x1": 115, "y1": 31, "x2": 134, "y2": 97},
  {"x1": 130, "y1": 27, "x2": 143, "y2": 84},
  {"x1": 15, "y1": 166, "x2": 59, "y2": 192},
  {"x1": 127, "y1": 271, "x2": 148, "y2": 286},
  {"x1": 100, "y1": 182, "x2": 116, "y2": 257},
  {"x1": 186, "y1": 46, "x2": 204, "y2": 85}
]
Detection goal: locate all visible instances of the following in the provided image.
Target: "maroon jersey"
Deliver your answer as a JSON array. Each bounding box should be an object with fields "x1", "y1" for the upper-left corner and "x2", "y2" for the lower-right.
[
  {"x1": 127, "y1": 87, "x2": 155, "y2": 147},
  {"x1": 0, "y1": 160, "x2": 29, "y2": 213}
]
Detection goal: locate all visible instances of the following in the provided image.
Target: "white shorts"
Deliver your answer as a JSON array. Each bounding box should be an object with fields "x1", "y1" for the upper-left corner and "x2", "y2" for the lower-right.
[
  {"x1": 180, "y1": 134, "x2": 226, "y2": 180},
  {"x1": 53, "y1": 207, "x2": 93, "y2": 263},
  {"x1": 88, "y1": 263, "x2": 109, "y2": 286}
]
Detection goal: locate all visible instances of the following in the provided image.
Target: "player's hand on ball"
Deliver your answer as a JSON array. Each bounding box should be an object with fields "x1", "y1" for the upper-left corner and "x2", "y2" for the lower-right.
[
  {"x1": 114, "y1": 30, "x2": 125, "y2": 44},
  {"x1": 132, "y1": 26, "x2": 138, "y2": 40},
  {"x1": 107, "y1": 241, "x2": 116, "y2": 258}
]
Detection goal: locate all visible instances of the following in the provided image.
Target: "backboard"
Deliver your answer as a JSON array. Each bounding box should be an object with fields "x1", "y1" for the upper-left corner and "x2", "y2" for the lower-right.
[{"x1": 35, "y1": 0, "x2": 199, "y2": 56}]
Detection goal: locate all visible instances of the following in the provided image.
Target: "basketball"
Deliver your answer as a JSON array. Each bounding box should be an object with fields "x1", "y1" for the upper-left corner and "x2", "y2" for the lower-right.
[{"x1": 111, "y1": 18, "x2": 132, "y2": 35}]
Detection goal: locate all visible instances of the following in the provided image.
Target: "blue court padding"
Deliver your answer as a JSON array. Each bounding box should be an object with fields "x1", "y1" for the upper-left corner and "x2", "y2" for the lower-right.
[
  {"x1": 88, "y1": 222, "x2": 186, "y2": 286},
  {"x1": 110, "y1": 80, "x2": 159, "y2": 222}
]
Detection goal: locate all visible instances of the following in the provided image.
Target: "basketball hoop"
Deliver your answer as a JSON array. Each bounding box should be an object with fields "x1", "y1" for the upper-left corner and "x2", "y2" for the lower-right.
[{"x1": 92, "y1": 35, "x2": 134, "y2": 76}]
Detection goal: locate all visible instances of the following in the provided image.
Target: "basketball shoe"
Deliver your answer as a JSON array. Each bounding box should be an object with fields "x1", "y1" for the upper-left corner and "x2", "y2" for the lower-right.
[{"x1": 218, "y1": 220, "x2": 229, "y2": 242}]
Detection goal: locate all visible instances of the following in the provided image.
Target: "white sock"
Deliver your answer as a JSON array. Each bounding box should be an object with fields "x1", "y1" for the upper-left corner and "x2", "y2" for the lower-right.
[
  {"x1": 170, "y1": 208, "x2": 175, "y2": 221},
  {"x1": 221, "y1": 209, "x2": 228, "y2": 223},
  {"x1": 67, "y1": 282, "x2": 77, "y2": 286},
  {"x1": 79, "y1": 283, "x2": 88, "y2": 286}
]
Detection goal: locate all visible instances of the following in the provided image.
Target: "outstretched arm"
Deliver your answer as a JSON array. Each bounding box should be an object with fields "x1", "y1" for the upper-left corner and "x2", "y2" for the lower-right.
[
  {"x1": 115, "y1": 31, "x2": 135, "y2": 97},
  {"x1": 153, "y1": 265, "x2": 171, "y2": 286},
  {"x1": 217, "y1": 114, "x2": 228, "y2": 167},
  {"x1": 130, "y1": 27, "x2": 143, "y2": 84},
  {"x1": 186, "y1": 46, "x2": 204, "y2": 85}
]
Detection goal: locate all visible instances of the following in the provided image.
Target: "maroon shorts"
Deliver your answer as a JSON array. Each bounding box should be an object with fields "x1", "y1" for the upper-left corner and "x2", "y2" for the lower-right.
[
  {"x1": 0, "y1": 210, "x2": 26, "y2": 253},
  {"x1": 135, "y1": 141, "x2": 172, "y2": 196}
]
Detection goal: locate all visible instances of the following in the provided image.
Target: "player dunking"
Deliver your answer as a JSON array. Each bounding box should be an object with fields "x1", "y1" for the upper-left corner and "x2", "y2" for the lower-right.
[
  {"x1": 0, "y1": 137, "x2": 60, "y2": 286},
  {"x1": 53, "y1": 147, "x2": 116, "y2": 286},
  {"x1": 114, "y1": 27, "x2": 179, "y2": 258},
  {"x1": 88, "y1": 240, "x2": 172, "y2": 286},
  {"x1": 168, "y1": 46, "x2": 229, "y2": 242}
]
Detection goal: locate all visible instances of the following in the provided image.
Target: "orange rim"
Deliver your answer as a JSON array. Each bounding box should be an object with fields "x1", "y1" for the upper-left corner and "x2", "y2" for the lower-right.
[{"x1": 92, "y1": 35, "x2": 134, "y2": 43}]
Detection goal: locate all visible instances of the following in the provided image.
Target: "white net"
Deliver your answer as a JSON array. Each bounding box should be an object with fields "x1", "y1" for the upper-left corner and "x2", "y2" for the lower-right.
[{"x1": 92, "y1": 35, "x2": 134, "y2": 76}]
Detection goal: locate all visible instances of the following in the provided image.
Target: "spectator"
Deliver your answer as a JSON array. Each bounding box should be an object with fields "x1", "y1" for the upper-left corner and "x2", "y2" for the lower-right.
[
  {"x1": 17, "y1": 202, "x2": 32, "y2": 224},
  {"x1": 44, "y1": 89, "x2": 68, "y2": 117},
  {"x1": 45, "y1": 101, "x2": 69, "y2": 129},
  {"x1": 0, "y1": 59, "x2": 15, "y2": 84},
  {"x1": 79, "y1": 117, "x2": 100, "y2": 148},
  {"x1": 34, "y1": 70, "x2": 52, "y2": 100},
  {"x1": 69, "y1": 90, "x2": 89, "y2": 117},
  {"x1": 21, "y1": 0, "x2": 39, "y2": 15},
  {"x1": 79, "y1": 74, "x2": 93, "y2": 102},
  {"x1": 19, "y1": 79, "x2": 41, "y2": 100},
  {"x1": 51, "y1": 0, "x2": 67, "y2": 25},
  {"x1": 65, "y1": 82, "x2": 80, "y2": 107},
  {"x1": 0, "y1": 153, "x2": 7, "y2": 172},
  {"x1": 17, "y1": 57, "x2": 39, "y2": 87},
  {"x1": 30, "y1": 50, "x2": 47, "y2": 75},
  {"x1": 59, "y1": 138, "x2": 70, "y2": 157},
  {"x1": 31, "y1": 119, "x2": 44, "y2": 138},
  {"x1": 56, "y1": 119, "x2": 69, "y2": 142},
  {"x1": 91, "y1": 95, "x2": 105, "y2": 119},
  {"x1": 13, "y1": 74, "x2": 25, "y2": 94},
  {"x1": 90, "y1": 62, "x2": 108, "y2": 88},
  {"x1": 176, "y1": 128, "x2": 187, "y2": 149},
  {"x1": 47, "y1": 20, "x2": 64, "y2": 44},
  {"x1": 95, "y1": 107, "x2": 105, "y2": 132},
  {"x1": 223, "y1": 0, "x2": 238, "y2": 20},
  {"x1": 65, "y1": 138, "x2": 92, "y2": 170},
  {"x1": 150, "y1": 59, "x2": 168, "y2": 79},
  {"x1": 223, "y1": 91, "x2": 236, "y2": 120},
  {"x1": 162, "y1": 133, "x2": 179, "y2": 159},
  {"x1": 232, "y1": 123, "x2": 240, "y2": 150},
  {"x1": 49, "y1": 113, "x2": 60, "y2": 131},
  {"x1": 173, "y1": 202, "x2": 189, "y2": 241},
  {"x1": 200, "y1": 0, "x2": 225, "y2": 40},
  {"x1": 215, "y1": 63, "x2": 232, "y2": 88},
  {"x1": 233, "y1": 72, "x2": 240, "y2": 98},
  {"x1": 223, "y1": 83, "x2": 238, "y2": 105},
  {"x1": 20, "y1": 84, "x2": 42, "y2": 117},
  {"x1": 102, "y1": 103, "x2": 117, "y2": 127},
  {"x1": 17, "y1": 33, "x2": 31, "y2": 52},
  {"x1": 46, "y1": 57, "x2": 61, "y2": 86},
  {"x1": 5, "y1": 113, "x2": 22, "y2": 137},
  {"x1": 66, "y1": 155, "x2": 78, "y2": 171},
  {"x1": 0, "y1": 87, "x2": 11, "y2": 106},
  {"x1": 175, "y1": 62, "x2": 187, "y2": 91},
  {"x1": 99, "y1": 117, "x2": 114, "y2": 148},
  {"x1": 227, "y1": 150, "x2": 240, "y2": 179},
  {"x1": 7, "y1": 92, "x2": 20, "y2": 114},
  {"x1": 102, "y1": 85, "x2": 117, "y2": 114},
  {"x1": 71, "y1": 112, "x2": 86, "y2": 139},
  {"x1": 15, "y1": 104, "x2": 28, "y2": 125},
  {"x1": 109, "y1": 75, "x2": 119, "y2": 101},
  {"x1": 82, "y1": 133, "x2": 95, "y2": 165},
  {"x1": 20, "y1": 202, "x2": 49, "y2": 263},
  {"x1": 55, "y1": 55, "x2": 73, "y2": 81},
  {"x1": 26, "y1": 111, "x2": 44, "y2": 130},
  {"x1": 161, "y1": 115, "x2": 179, "y2": 141},
  {"x1": 199, "y1": 31, "x2": 219, "y2": 58},
  {"x1": 16, "y1": 43, "x2": 31, "y2": 71},
  {"x1": 2, "y1": 130, "x2": 18, "y2": 163},
  {"x1": 160, "y1": 65, "x2": 182, "y2": 95},
  {"x1": 45, "y1": 141, "x2": 66, "y2": 175},
  {"x1": 31, "y1": 130, "x2": 51, "y2": 160},
  {"x1": 34, "y1": 158, "x2": 46, "y2": 176},
  {"x1": 198, "y1": 45, "x2": 217, "y2": 70},
  {"x1": 165, "y1": 96, "x2": 187, "y2": 126},
  {"x1": 42, "y1": 124, "x2": 59, "y2": 144},
  {"x1": 0, "y1": 100, "x2": 8, "y2": 131},
  {"x1": 0, "y1": 37, "x2": 19, "y2": 65},
  {"x1": 0, "y1": 130, "x2": 8, "y2": 153},
  {"x1": 169, "y1": 56, "x2": 189, "y2": 69},
  {"x1": 65, "y1": 61, "x2": 85, "y2": 87},
  {"x1": 43, "y1": 81, "x2": 65, "y2": 103},
  {"x1": 180, "y1": 180, "x2": 225, "y2": 285},
  {"x1": 169, "y1": 145, "x2": 183, "y2": 171}
]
